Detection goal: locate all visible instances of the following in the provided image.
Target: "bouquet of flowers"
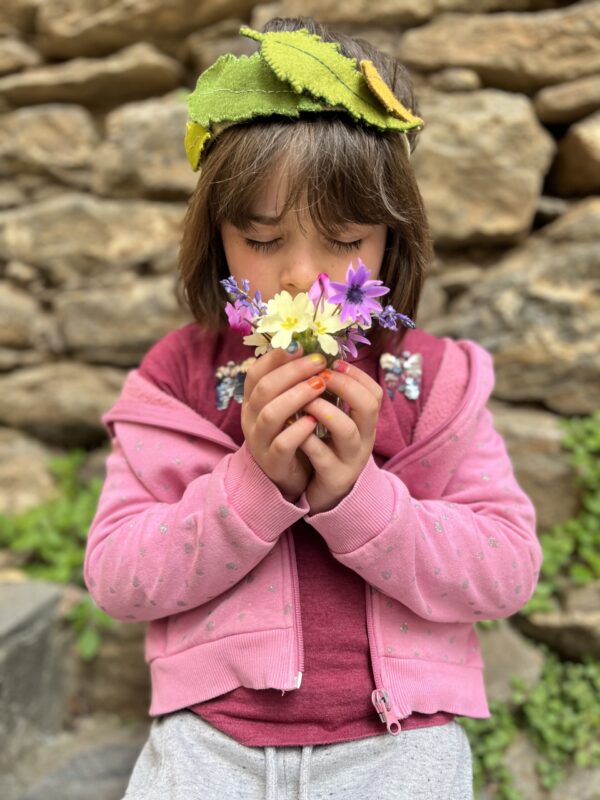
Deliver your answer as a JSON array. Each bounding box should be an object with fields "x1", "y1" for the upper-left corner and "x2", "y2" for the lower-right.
[{"x1": 221, "y1": 259, "x2": 416, "y2": 436}]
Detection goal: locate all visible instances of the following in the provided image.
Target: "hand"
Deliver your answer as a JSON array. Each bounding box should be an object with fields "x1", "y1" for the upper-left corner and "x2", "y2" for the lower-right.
[
  {"x1": 299, "y1": 359, "x2": 383, "y2": 514},
  {"x1": 241, "y1": 345, "x2": 332, "y2": 502}
]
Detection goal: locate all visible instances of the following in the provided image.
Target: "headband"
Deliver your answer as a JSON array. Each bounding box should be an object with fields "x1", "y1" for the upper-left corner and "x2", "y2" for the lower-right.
[{"x1": 184, "y1": 26, "x2": 425, "y2": 170}]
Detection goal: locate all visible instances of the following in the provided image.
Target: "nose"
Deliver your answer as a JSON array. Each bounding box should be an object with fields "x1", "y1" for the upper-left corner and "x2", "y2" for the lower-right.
[{"x1": 280, "y1": 249, "x2": 321, "y2": 296}]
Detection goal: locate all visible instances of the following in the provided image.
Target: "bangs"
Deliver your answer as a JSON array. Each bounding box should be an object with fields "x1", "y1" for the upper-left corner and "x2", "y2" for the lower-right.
[{"x1": 204, "y1": 115, "x2": 412, "y2": 237}]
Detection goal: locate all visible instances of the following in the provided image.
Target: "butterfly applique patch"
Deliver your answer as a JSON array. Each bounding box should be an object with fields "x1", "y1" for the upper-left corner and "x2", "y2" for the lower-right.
[
  {"x1": 215, "y1": 357, "x2": 256, "y2": 410},
  {"x1": 379, "y1": 351, "x2": 422, "y2": 400}
]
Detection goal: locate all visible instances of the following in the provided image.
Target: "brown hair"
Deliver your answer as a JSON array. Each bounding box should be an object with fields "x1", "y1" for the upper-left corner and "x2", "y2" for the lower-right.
[{"x1": 177, "y1": 16, "x2": 433, "y2": 357}]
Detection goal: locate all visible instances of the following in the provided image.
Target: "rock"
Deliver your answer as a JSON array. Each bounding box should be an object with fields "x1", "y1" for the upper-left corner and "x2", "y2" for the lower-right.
[
  {"x1": 0, "y1": 428, "x2": 58, "y2": 514},
  {"x1": 488, "y1": 399, "x2": 580, "y2": 531},
  {"x1": 564, "y1": 581, "x2": 600, "y2": 615},
  {"x1": 534, "y1": 73, "x2": 600, "y2": 125},
  {"x1": 0, "y1": 192, "x2": 185, "y2": 285},
  {"x1": 416, "y1": 277, "x2": 447, "y2": 327},
  {"x1": 550, "y1": 765, "x2": 600, "y2": 800},
  {"x1": 400, "y1": 4, "x2": 600, "y2": 94},
  {"x1": 0, "y1": 581, "x2": 66, "y2": 774},
  {"x1": 428, "y1": 198, "x2": 600, "y2": 415},
  {"x1": 0, "y1": 363, "x2": 126, "y2": 446},
  {"x1": 501, "y1": 732, "x2": 551, "y2": 800},
  {"x1": 184, "y1": 18, "x2": 258, "y2": 75},
  {"x1": 0, "y1": 0, "x2": 39, "y2": 37},
  {"x1": 0, "y1": 37, "x2": 41, "y2": 77},
  {"x1": 437, "y1": 266, "x2": 485, "y2": 299},
  {"x1": 0, "y1": 104, "x2": 99, "y2": 190},
  {"x1": 534, "y1": 195, "x2": 572, "y2": 227},
  {"x1": 92, "y1": 92, "x2": 196, "y2": 200},
  {"x1": 413, "y1": 89, "x2": 555, "y2": 247},
  {"x1": 1, "y1": 712, "x2": 149, "y2": 800},
  {"x1": 0, "y1": 348, "x2": 46, "y2": 371},
  {"x1": 0, "y1": 179, "x2": 26, "y2": 209},
  {"x1": 274, "y1": 0, "x2": 568, "y2": 28},
  {"x1": 478, "y1": 619, "x2": 545, "y2": 703},
  {"x1": 548, "y1": 110, "x2": 600, "y2": 196},
  {"x1": 515, "y1": 583, "x2": 600, "y2": 659},
  {"x1": 518, "y1": 608, "x2": 600, "y2": 659},
  {"x1": 68, "y1": 619, "x2": 151, "y2": 719},
  {"x1": 54, "y1": 276, "x2": 192, "y2": 366},
  {"x1": 0, "y1": 280, "x2": 42, "y2": 347},
  {"x1": 35, "y1": 0, "x2": 261, "y2": 59},
  {"x1": 250, "y1": 3, "x2": 284, "y2": 32},
  {"x1": 0, "y1": 43, "x2": 182, "y2": 110},
  {"x1": 429, "y1": 67, "x2": 482, "y2": 92}
]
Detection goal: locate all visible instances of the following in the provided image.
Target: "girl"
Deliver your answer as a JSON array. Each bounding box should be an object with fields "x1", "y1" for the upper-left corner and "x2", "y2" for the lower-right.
[{"x1": 84, "y1": 16, "x2": 542, "y2": 800}]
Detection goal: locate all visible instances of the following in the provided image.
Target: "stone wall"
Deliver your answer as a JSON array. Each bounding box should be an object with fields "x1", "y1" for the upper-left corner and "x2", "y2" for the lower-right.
[
  {"x1": 1, "y1": 0, "x2": 598, "y2": 521},
  {"x1": 1, "y1": 1, "x2": 599, "y2": 797}
]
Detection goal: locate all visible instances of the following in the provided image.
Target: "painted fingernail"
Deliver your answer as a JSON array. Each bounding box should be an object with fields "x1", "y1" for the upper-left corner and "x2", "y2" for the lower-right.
[
  {"x1": 308, "y1": 353, "x2": 327, "y2": 366},
  {"x1": 286, "y1": 340, "x2": 299, "y2": 354},
  {"x1": 307, "y1": 376, "x2": 326, "y2": 390},
  {"x1": 319, "y1": 369, "x2": 333, "y2": 382},
  {"x1": 332, "y1": 360, "x2": 350, "y2": 373}
]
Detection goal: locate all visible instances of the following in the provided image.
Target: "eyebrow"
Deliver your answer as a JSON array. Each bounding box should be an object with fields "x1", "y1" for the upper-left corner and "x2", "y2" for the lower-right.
[{"x1": 245, "y1": 213, "x2": 283, "y2": 226}]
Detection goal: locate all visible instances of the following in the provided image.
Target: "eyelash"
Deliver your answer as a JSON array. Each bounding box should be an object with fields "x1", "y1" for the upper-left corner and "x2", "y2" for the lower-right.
[{"x1": 245, "y1": 238, "x2": 363, "y2": 253}]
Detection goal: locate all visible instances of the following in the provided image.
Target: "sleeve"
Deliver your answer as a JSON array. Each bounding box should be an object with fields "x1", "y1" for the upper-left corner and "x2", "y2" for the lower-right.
[
  {"x1": 83, "y1": 434, "x2": 309, "y2": 623},
  {"x1": 303, "y1": 405, "x2": 543, "y2": 623}
]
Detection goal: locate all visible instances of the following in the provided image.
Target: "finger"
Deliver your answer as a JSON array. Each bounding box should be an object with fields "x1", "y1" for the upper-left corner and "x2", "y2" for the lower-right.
[
  {"x1": 315, "y1": 367, "x2": 382, "y2": 439},
  {"x1": 331, "y1": 360, "x2": 384, "y2": 401},
  {"x1": 246, "y1": 352, "x2": 329, "y2": 416},
  {"x1": 252, "y1": 371, "x2": 331, "y2": 450},
  {"x1": 243, "y1": 342, "x2": 303, "y2": 400},
  {"x1": 302, "y1": 394, "x2": 360, "y2": 461},
  {"x1": 273, "y1": 412, "x2": 318, "y2": 456}
]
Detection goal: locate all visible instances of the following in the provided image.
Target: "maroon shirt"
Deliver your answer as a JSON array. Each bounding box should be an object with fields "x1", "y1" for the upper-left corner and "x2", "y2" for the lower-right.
[{"x1": 139, "y1": 323, "x2": 455, "y2": 745}]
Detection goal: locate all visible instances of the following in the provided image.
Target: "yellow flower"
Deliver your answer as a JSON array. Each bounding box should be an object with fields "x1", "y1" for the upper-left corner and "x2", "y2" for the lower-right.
[
  {"x1": 243, "y1": 331, "x2": 271, "y2": 356},
  {"x1": 256, "y1": 291, "x2": 313, "y2": 349},
  {"x1": 310, "y1": 302, "x2": 351, "y2": 355}
]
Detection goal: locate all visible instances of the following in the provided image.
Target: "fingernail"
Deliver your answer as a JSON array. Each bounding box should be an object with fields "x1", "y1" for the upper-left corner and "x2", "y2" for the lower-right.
[
  {"x1": 332, "y1": 360, "x2": 350, "y2": 373},
  {"x1": 308, "y1": 353, "x2": 327, "y2": 365},
  {"x1": 307, "y1": 376, "x2": 326, "y2": 390},
  {"x1": 319, "y1": 369, "x2": 332, "y2": 382},
  {"x1": 286, "y1": 340, "x2": 299, "y2": 354}
]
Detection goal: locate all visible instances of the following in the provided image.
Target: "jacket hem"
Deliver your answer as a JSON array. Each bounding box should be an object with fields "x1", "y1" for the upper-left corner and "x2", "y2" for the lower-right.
[
  {"x1": 381, "y1": 656, "x2": 491, "y2": 721},
  {"x1": 147, "y1": 627, "x2": 298, "y2": 716}
]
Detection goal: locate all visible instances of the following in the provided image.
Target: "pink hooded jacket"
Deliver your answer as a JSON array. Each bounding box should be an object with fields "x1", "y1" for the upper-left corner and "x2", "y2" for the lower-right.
[{"x1": 84, "y1": 330, "x2": 542, "y2": 735}]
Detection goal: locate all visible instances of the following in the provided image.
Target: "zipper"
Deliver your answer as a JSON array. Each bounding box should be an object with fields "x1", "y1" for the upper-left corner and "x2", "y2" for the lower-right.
[
  {"x1": 366, "y1": 584, "x2": 402, "y2": 736},
  {"x1": 281, "y1": 529, "x2": 304, "y2": 696}
]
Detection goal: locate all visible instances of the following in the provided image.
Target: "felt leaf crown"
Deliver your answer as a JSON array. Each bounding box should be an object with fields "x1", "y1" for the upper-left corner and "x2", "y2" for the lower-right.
[{"x1": 184, "y1": 26, "x2": 425, "y2": 170}]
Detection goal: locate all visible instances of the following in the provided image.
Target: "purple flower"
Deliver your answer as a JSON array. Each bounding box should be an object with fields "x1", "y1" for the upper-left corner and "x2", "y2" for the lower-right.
[
  {"x1": 329, "y1": 259, "x2": 389, "y2": 325},
  {"x1": 225, "y1": 299, "x2": 254, "y2": 334},
  {"x1": 308, "y1": 272, "x2": 336, "y2": 314},
  {"x1": 377, "y1": 304, "x2": 416, "y2": 330},
  {"x1": 340, "y1": 326, "x2": 371, "y2": 359}
]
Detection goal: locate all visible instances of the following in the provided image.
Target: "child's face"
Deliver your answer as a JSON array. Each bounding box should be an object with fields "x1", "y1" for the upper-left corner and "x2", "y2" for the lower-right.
[{"x1": 220, "y1": 167, "x2": 388, "y2": 303}]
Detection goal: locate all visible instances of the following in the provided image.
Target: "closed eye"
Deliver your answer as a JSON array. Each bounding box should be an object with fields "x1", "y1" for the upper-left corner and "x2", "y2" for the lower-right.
[{"x1": 244, "y1": 238, "x2": 363, "y2": 253}]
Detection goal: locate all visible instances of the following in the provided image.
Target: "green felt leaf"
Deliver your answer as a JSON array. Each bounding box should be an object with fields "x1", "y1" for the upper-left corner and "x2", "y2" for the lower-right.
[
  {"x1": 186, "y1": 51, "x2": 323, "y2": 130},
  {"x1": 240, "y1": 27, "x2": 421, "y2": 133}
]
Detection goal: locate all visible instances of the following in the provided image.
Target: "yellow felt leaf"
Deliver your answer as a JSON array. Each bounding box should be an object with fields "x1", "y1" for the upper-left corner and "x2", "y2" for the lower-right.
[
  {"x1": 360, "y1": 60, "x2": 424, "y2": 128},
  {"x1": 184, "y1": 121, "x2": 212, "y2": 171}
]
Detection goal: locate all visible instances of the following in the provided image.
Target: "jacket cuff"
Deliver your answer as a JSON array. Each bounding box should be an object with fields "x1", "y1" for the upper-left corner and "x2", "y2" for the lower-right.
[
  {"x1": 305, "y1": 456, "x2": 398, "y2": 553},
  {"x1": 224, "y1": 442, "x2": 309, "y2": 542}
]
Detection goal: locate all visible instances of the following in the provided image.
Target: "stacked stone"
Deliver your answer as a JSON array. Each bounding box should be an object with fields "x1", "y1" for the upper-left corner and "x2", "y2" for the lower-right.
[{"x1": 0, "y1": 3, "x2": 599, "y2": 794}]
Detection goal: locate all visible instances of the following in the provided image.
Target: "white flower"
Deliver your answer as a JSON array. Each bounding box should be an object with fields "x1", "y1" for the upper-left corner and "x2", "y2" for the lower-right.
[
  {"x1": 242, "y1": 331, "x2": 271, "y2": 356},
  {"x1": 309, "y1": 301, "x2": 352, "y2": 355},
  {"x1": 256, "y1": 291, "x2": 313, "y2": 350}
]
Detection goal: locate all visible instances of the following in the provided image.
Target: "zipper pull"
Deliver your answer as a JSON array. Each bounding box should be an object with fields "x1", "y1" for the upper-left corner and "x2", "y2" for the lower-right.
[{"x1": 371, "y1": 689, "x2": 402, "y2": 736}]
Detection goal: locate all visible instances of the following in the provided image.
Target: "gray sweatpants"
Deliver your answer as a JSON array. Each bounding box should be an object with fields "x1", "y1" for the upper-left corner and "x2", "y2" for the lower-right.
[{"x1": 122, "y1": 709, "x2": 474, "y2": 800}]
